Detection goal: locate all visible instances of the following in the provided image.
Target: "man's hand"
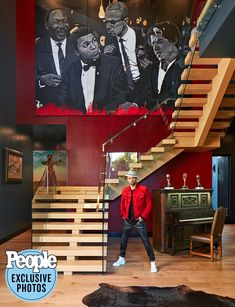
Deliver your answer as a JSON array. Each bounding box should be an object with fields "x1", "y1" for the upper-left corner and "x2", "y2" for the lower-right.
[
  {"x1": 138, "y1": 57, "x2": 152, "y2": 69},
  {"x1": 40, "y1": 74, "x2": 62, "y2": 87},
  {"x1": 103, "y1": 44, "x2": 116, "y2": 55},
  {"x1": 136, "y1": 45, "x2": 152, "y2": 69},
  {"x1": 119, "y1": 102, "x2": 138, "y2": 110}
]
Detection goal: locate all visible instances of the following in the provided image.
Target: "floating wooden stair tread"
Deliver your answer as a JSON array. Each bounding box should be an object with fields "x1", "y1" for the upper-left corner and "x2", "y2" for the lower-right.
[
  {"x1": 215, "y1": 110, "x2": 235, "y2": 119},
  {"x1": 105, "y1": 178, "x2": 119, "y2": 184},
  {"x1": 34, "y1": 194, "x2": 101, "y2": 200},
  {"x1": 173, "y1": 132, "x2": 195, "y2": 137},
  {"x1": 220, "y1": 98, "x2": 235, "y2": 107},
  {"x1": 58, "y1": 191, "x2": 102, "y2": 195},
  {"x1": 181, "y1": 68, "x2": 217, "y2": 81},
  {"x1": 172, "y1": 110, "x2": 203, "y2": 119},
  {"x1": 56, "y1": 260, "x2": 106, "y2": 272},
  {"x1": 208, "y1": 131, "x2": 226, "y2": 137},
  {"x1": 150, "y1": 147, "x2": 165, "y2": 153},
  {"x1": 170, "y1": 121, "x2": 199, "y2": 129},
  {"x1": 118, "y1": 171, "x2": 128, "y2": 176},
  {"x1": 184, "y1": 51, "x2": 220, "y2": 65},
  {"x1": 37, "y1": 186, "x2": 103, "y2": 194},
  {"x1": 140, "y1": 155, "x2": 154, "y2": 161},
  {"x1": 175, "y1": 98, "x2": 207, "y2": 108},
  {"x1": 158, "y1": 139, "x2": 176, "y2": 146},
  {"x1": 35, "y1": 246, "x2": 107, "y2": 257},
  {"x1": 129, "y1": 162, "x2": 142, "y2": 168},
  {"x1": 173, "y1": 131, "x2": 225, "y2": 138},
  {"x1": 32, "y1": 222, "x2": 108, "y2": 230},
  {"x1": 178, "y1": 83, "x2": 212, "y2": 95},
  {"x1": 211, "y1": 122, "x2": 230, "y2": 129},
  {"x1": 57, "y1": 186, "x2": 102, "y2": 191},
  {"x1": 32, "y1": 202, "x2": 108, "y2": 209},
  {"x1": 226, "y1": 84, "x2": 235, "y2": 94},
  {"x1": 32, "y1": 212, "x2": 108, "y2": 219},
  {"x1": 32, "y1": 233, "x2": 108, "y2": 243}
]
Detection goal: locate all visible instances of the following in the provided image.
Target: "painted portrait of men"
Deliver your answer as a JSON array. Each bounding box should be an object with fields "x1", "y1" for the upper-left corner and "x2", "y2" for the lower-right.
[{"x1": 35, "y1": 1, "x2": 188, "y2": 115}]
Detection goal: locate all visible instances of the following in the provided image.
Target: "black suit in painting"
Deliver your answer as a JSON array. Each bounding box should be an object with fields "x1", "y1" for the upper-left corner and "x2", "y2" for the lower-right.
[
  {"x1": 36, "y1": 36, "x2": 77, "y2": 106},
  {"x1": 102, "y1": 27, "x2": 146, "y2": 105},
  {"x1": 58, "y1": 54, "x2": 127, "y2": 113},
  {"x1": 143, "y1": 59, "x2": 182, "y2": 109}
]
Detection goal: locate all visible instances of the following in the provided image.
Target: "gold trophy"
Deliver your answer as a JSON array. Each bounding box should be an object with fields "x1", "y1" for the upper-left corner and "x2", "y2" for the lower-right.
[
  {"x1": 195, "y1": 174, "x2": 204, "y2": 189},
  {"x1": 165, "y1": 174, "x2": 174, "y2": 189},
  {"x1": 182, "y1": 172, "x2": 188, "y2": 189}
]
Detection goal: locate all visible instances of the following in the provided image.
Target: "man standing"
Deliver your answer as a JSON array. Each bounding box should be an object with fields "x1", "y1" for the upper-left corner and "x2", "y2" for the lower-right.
[
  {"x1": 113, "y1": 170, "x2": 157, "y2": 273},
  {"x1": 104, "y1": 2, "x2": 143, "y2": 105},
  {"x1": 36, "y1": 8, "x2": 76, "y2": 108},
  {"x1": 59, "y1": 27, "x2": 127, "y2": 113}
]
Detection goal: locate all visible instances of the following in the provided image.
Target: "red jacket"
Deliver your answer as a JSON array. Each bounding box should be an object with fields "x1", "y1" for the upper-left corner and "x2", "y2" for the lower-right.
[{"x1": 120, "y1": 184, "x2": 152, "y2": 220}]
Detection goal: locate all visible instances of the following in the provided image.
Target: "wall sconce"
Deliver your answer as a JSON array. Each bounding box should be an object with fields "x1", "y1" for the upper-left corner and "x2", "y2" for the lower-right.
[{"x1": 98, "y1": 0, "x2": 105, "y2": 19}]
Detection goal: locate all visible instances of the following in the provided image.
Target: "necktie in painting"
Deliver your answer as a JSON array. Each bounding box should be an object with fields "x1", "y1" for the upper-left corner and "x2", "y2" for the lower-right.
[
  {"x1": 57, "y1": 42, "x2": 65, "y2": 75},
  {"x1": 119, "y1": 38, "x2": 134, "y2": 88}
]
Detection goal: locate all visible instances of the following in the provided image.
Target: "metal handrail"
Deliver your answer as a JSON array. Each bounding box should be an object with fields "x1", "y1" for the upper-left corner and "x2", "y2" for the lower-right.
[{"x1": 102, "y1": 98, "x2": 172, "y2": 151}]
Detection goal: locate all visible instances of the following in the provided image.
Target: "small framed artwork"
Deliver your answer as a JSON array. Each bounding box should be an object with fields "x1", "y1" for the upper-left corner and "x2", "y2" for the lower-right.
[{"x1": 4, "y1": 147, "x2": 23, "y2": 183}]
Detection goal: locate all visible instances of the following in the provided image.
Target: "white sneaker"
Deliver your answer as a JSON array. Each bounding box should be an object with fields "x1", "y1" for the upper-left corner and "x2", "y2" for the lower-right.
[
  {"x1": 150, "y1": 261, "x2": 158, "y2": 273},
  {"x1": 113, "y1": 256, "x2": 126, "y2": 267}
]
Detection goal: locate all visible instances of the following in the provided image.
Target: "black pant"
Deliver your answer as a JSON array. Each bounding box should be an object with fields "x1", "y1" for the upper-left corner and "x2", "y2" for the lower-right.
[{"x1": 119, "y1": 219, "x2": 155, "y2": 262}]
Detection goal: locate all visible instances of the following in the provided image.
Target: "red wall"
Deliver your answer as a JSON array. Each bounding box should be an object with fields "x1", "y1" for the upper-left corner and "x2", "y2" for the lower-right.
[
  {"x1": 66, "y1": 116, "x2": 170, "y2": 185},
  {"x1": 17, "y1": 0, "x2": 212, "y2": 233}
]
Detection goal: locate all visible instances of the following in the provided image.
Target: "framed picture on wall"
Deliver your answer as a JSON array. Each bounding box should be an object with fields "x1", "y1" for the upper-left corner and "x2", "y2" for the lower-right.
[{"x1": 3, "y1": 147, "x2": 23, "y2": 183}]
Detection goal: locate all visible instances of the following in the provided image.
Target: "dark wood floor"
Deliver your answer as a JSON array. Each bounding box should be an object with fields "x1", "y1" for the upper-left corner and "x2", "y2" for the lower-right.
[{"x1": 0, "y1": 225, "x2": 235, "y2": 305}]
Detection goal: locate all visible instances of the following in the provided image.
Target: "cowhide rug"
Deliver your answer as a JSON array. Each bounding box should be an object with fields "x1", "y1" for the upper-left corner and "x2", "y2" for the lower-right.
[{"x1": 82, "y1": 283, "x2": 235, "y2": 307}]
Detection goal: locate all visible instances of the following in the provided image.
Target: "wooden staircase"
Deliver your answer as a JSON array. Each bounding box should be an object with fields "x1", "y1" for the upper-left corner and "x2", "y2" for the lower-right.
[
  {"x1": 105, "y1": 32, "x2": 235, "y2": 199},
  {"x1": 171, "y1": 33, "x2": 235, "y2": 148},
  {"x1": 32, "y1": 33, "x2": 235, "y2": 273},
  {"x1": 32, "y1": 186, "x2": 108, "y2": 275}
]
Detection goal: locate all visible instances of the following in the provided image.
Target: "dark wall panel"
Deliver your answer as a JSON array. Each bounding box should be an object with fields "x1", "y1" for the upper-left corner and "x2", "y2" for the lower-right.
[
  {"x1": 0, "y1": 1, "x2": 33, "y2": 241},
  {"x1": 213, "y1": 118, "x2": 235, "y2": 222}
]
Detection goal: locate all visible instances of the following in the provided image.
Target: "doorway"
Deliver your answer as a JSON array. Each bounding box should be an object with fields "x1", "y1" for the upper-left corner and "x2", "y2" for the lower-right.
[{"x1": 212, "y1": 156, "x2": 231, "y2": 213}]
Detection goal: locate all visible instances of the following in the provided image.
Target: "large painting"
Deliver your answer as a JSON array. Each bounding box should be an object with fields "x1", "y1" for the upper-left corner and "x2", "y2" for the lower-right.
[
  {"x1": 35, "y1": 0, "x2": 192, "y2": 116},
  {"x1": 4, "y1": 148, "x2": 23, "y2": 183}
]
